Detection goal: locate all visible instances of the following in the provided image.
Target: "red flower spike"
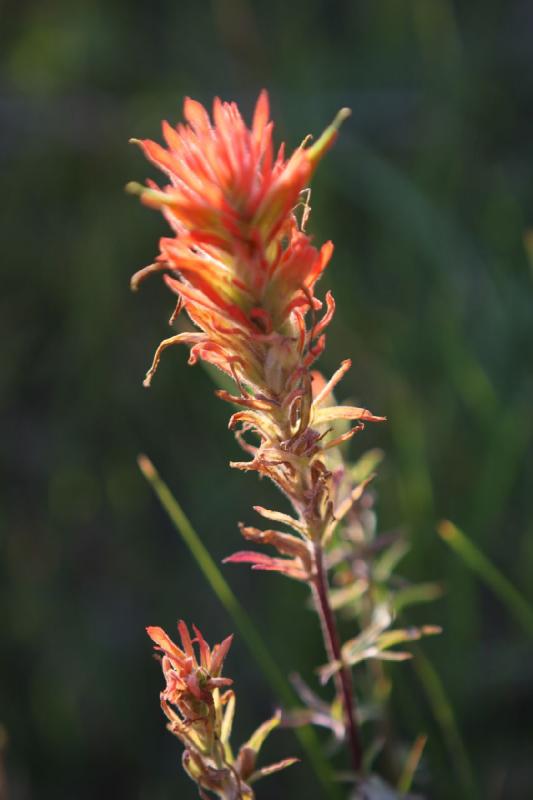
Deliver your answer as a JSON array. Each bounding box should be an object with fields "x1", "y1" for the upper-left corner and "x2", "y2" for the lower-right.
[
  {"x1": 131, "y1": 92, "x2": 386, "y2": 549},
  {"x1": 129, "y1": 91, "x2": 350, "y2": 393},
  {"x1": 132, "y1": 94, "x2": 403, "y2": 784}
]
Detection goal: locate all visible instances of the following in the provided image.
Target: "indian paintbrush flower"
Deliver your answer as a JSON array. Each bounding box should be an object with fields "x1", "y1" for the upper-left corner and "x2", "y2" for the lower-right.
[
  {"x1": 147, "y1": 621, "x2": 296, "y2": 799},
  {"x1": 129, "y1": 91, "x2": 384, "y2": 559},
  {"x1": 129, "y1": 91, "x2": 382, "y2": 773},
  {"x1": 127, "y1": 92, "x2": 350, "y2": 393},
  {"x1": 132, "y1": 91, "x2": 438, "y2": 788}
]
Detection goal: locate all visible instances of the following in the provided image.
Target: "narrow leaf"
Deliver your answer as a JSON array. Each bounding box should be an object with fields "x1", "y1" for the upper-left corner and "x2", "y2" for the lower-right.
[
  {"x1": 249, "y1": 757, "x2": 299, "y2": 784},
  {"x1": 397, "y1": 734, "x2": 427, "y2": 795},
  {"x1": 377, "y1": 625, "x2": 441, "y2": 651},
  {"x1": 224, "y1": 550, "x2": 307, "y2": 580},
  {"x1": 253, "y1": 505, "x2": 307, "y2": 535},
  {"x1": 412, "y1": 644, "x2": 477, "y2": 798},
  {"x1": 312, "y1": 358, "x2": 352, "y2": 408},
  {"x1": 220, "y1": 692, "x2": 236, "y2": 745},
  {"x1": 392, "y1": 582, "x2": 443, "y2": 613},
  {"x1": 329, "y1": 580, "x2": 367, "y2": 611},
  {"x1": 438, "y1": 519, "x2": 533, "y2": 637},
  {"x1": 350, "y1": 448, "x2": 385, "y2": 483},
  {"x1": 244, "y1": 711, "x2": 280, "y2": 753},
  {"x1": 313, "y1": 405, "x2": 387, "y2": 425},
  {"x1": 373, "y1": 540, "x2": 410, "y2": 582}
]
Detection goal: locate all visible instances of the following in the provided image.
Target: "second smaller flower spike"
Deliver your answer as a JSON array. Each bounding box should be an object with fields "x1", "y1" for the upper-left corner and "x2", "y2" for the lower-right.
[{"x1": 147, "y1": 621, "x2": 297, "y2": 799}]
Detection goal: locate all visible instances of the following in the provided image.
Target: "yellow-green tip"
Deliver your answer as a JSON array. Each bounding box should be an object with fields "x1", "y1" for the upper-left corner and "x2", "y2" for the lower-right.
[
  {"x1": 332, "y1": 107, "x2": 352, "y2": 129},
  {"x1": 125, "y1": 181, "x2": 145, "y2": 196},
  {"x1": 307, "y1": 107, "x2": 352, "y2": 166},
  {"x1": 125, "y1": 182, "x2": 171, "y2": 209}
]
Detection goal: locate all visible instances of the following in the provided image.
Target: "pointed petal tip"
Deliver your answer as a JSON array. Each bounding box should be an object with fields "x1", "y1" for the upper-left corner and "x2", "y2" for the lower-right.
[
  {"x1": 306, "y1": 105, "x2": 351, "y2": 167},
  {"x1": 219, "y1": 632, "x2": 234, "y2": 655},
  {"x1": 146, "y1": 625, "x2": 165, "y2": 643},
  {"x1": 184, "y1": 95, "x2": 211, "y2": 124},
  {"x1": 255, "y1": 88, "x2": 270, "y2": 109},
  {"x1": 333, "y1": 107, "x2": 352, "y2": 129},
  {"x1": 222, "y1": 551, "x2": 260, "y2": 565},
  {"x1": 363, "y1": 411, "x2": 387, "y2": 423},
  {"x1": 253, "y1": 89, "x2": 270, "y2": 129},
  {"x1": 322, "y1": 239, "x2": 335, "y2": 258}
]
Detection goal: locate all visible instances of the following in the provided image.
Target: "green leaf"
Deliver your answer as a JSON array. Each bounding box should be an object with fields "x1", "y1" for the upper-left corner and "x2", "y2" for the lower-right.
[
  {"x1": 329, "y1": 580, "x2": 367, "y2": 611},
  {"x1": 377, "y1": 625, "x2": 441, "y2": 651},
  {"x1": 438, "y1": 519, "x2": 533, "y2": 637},
  {"x1": 392, "y1": 582, "x2": 443, "y2": 613},
  {"x1": 411, "y1": 644, "x2": 477, "y2": 799},
  {"x1": 373, "y1": 540, "x2": 410, "y2": 582},
  {"x1": 350, "y1": 448, "x2": 385, "y2": 484},
  {"x1": 244, "y1": 711, "x2": 280, "y2": 754},
  {"x1": 220, "y1": 692, "x2": 235, "y2": 746},
  {"x1": 397, "y1": 734, "x2": 427, "y2": 795}
]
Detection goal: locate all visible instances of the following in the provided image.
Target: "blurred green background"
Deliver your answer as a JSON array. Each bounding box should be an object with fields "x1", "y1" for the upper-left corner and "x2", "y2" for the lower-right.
[{"x1": 2, "y1": 0, "x2": 533, "y2": 797}]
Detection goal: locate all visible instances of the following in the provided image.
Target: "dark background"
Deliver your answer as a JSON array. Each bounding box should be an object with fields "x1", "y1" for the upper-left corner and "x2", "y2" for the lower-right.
[{"x1": 2, "y1": 1, "x2": 533, "y2": 797}]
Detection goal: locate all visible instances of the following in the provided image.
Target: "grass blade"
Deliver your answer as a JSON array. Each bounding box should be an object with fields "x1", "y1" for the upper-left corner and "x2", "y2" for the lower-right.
[
  {"x1": 438, "y1": 520, "x2": 533, "y2": 637},
  {"x1": 411, "y1": 645, "x2": 476, "y2": 799},
  {"x1": 138, "y1": 454, "x2": 340, "y2": 798},
  {"x1": 397, "y1": 733, "x2": 427, "y2": 795}
]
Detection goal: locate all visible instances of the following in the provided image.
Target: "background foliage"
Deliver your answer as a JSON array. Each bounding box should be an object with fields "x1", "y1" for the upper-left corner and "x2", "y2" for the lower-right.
[{"x1": 2, "y1": 0, "x2": 532, "y2": 797}]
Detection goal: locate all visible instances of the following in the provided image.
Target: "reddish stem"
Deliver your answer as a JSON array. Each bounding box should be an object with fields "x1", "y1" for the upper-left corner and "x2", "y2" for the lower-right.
[{"x1": 311, "y1": 542, "x2": 363, "y2": 773}]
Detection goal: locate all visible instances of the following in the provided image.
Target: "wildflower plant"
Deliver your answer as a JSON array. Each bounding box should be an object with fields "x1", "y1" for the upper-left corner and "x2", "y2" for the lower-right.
[
  {"x1": 130, "y1": 91, "x2": 439, "y2": 797},
  {"x1": 147, "y1": 622, "x2": 296, "y2": 799}
]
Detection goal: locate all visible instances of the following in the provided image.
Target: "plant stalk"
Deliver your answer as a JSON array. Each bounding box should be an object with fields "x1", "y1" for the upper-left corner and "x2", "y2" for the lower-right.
[{"x1": 311, "y1": 541, "x2": 363, "y2": 773}]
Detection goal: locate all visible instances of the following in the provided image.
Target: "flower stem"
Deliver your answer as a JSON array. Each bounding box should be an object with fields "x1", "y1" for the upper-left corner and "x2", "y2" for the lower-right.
[{"x1": 311, "y1": 541, "x2": 363, "y2": 774}]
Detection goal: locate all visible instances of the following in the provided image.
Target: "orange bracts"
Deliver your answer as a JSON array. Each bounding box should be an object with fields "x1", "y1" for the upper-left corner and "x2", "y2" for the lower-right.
[
  {"x1": 147, "y1": 621, "x2": 233, "y2": 716},
  {"x1": 129, "y1": 91, "x2": 349, "y2": 394},
  {"x1": 147, "y1": 622, "x2": 296, "y2": 798},
  {"x1": 129, "y1": 91, "x2": 346, "y2": 253},
  {"x1": 130, "y1": 91, "x2": 384, "y2": 556}
]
